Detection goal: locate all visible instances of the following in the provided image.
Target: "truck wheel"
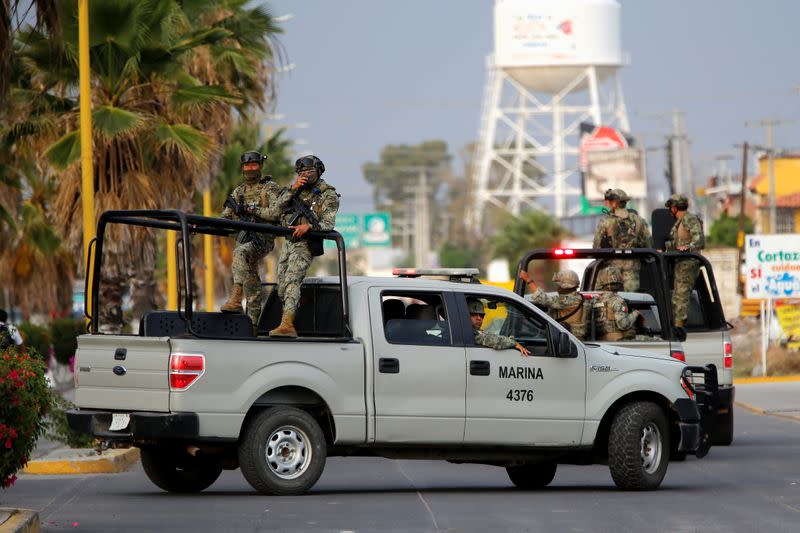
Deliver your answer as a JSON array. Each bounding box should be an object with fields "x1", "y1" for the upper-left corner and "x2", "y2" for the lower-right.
[
  {"x1": 238, "y1": 407, "x2": 327, "y2": 495},
  {"x1": 608, "y1": 402, "x2": 669, "y2": 490},
  {"x1": 506, "y1": 462, "x2": 557, "y2": 489},
  {"x1": 713, "y1": 408, "x2": 734, "y2": 446},
  {"x1": 140, "y1": 447, "x2": 222, "y2": 493}
]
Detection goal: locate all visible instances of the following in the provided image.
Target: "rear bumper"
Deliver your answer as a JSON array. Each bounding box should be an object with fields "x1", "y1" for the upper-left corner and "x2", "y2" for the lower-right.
[
  {"x1": 673, "y1": 398, "x2": 701, "y2": 453},
  {"x1": 67, "y1": 409, "x2": 199, "y2": 441}
]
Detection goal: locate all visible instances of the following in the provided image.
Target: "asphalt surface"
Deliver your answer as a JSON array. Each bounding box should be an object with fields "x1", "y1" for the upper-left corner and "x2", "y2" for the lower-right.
[{"x1": 4, "y1": 405, "x2": 800, "y2": 533}]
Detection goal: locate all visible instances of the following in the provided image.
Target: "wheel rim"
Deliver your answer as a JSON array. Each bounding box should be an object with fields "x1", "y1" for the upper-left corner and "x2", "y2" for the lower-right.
[
  {"x1": 265, "y1": 425, "x2": 312, "y2": 480},
  {"x1": 640, "y1": 422, "x2": 662, "y2": 474}
]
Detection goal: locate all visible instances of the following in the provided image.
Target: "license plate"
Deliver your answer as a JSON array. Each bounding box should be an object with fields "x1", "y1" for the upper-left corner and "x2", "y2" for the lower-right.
[{"x1": 109, "y1": 413, "x2": 130, "y2": 431}]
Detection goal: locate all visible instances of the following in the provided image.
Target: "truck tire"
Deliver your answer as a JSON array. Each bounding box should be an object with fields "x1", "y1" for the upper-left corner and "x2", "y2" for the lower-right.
[
  {"x1": 140, "y1": 447, "x2": 222, "y2": 493},
  {"x1": 238, "y1": 407, "x2": 327, "y2": 496},
  {"x1": 713, "y1": 408, "x2": 734, "y2": 446},
  {"x1": 506, "y1": 462, "x2": 557, "y2": 489},
  {"x1": 608, "y1": 402, "x2": 669, "y2": 490}
]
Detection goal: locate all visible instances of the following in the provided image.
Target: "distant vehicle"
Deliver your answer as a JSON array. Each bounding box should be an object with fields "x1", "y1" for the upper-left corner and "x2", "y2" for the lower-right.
[
  {"x1": 68, "y1": 212, "x2": 717, "y2": 495},
  {"x1": 515, "y1": 247, "x2": 734, "y2": 446}
]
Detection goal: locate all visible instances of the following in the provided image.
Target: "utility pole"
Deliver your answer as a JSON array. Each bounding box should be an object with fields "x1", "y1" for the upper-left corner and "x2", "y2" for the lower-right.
[
  {"x1": 413, "y1": 168, "x2": 431, "y2": 268},
  {"x1": 746, "y1": 119, "x2": 790, "y2": 233},
  {"x1": 671, "y1": 109, "x2": 685, "y2": 195},
  {"x1": 737, "y1": 142, "x2": 748, "y2": 295}
]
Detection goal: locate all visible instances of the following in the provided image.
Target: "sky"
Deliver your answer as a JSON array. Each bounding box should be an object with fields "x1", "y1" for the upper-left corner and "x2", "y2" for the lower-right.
[{"x1": 266, "y1": 0, "x2": 800, "y2": 216}]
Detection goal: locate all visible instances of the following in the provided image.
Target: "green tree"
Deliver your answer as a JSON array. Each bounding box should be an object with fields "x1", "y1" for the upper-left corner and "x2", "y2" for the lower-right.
[
  {"x1": 707, "y1": 212, "x2": 754, "y2": 248},
  {"x1": 492, "y1": 210, "x2": 569, "y2": 276},
  {"x1": 7, "y1": 0, "x2": 282, "y2": 330},
  {"x1": 439, "y1": 242, "x2": 483, "y2": 270}
]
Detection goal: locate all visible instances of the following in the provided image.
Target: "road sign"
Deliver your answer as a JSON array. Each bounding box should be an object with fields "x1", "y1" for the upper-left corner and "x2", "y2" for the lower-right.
[
  {"x1": 362, "y1": 212, "x2": 391, "y2": 247},
  {"x1": 325, "y1": 214, "x2": 360, "y2": 249},
  {"x1": 745, "y1": 234, "x2": 800, "y2": 299}
]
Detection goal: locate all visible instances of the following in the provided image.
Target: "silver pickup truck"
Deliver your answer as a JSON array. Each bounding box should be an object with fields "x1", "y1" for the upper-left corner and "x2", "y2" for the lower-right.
[{"x1": 68, "y1": 211, "x2": 717, "y2": 495}]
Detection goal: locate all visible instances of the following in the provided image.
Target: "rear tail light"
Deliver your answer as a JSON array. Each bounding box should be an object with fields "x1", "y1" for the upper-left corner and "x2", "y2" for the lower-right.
[
  {"x1": 170, "y1": 354, "x2": 205, "y2": 391},
  {"x1": 553, "y1": 248, "x2": 575, "y2": 256},
  {"x1": 724, "y1": 341, "x2": 733, "y2": 369},
  {"x1": 670, "y1": 349, "x2": 686, "y2": 362}
]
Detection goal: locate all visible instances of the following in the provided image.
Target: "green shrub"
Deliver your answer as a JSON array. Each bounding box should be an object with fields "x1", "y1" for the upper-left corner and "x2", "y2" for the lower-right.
[
  {"x1": 1, "y1": 345, "x2": 51, "y2": 488},
  {"x1": 50, "y1": 318, "x2": 85, "y2": 366},
  {"x1": 45, "y1": 394, "x2": 94, "y2": 449},
  {"x1": 17, "y1": 322, "x2": 51, "y2": 362}
]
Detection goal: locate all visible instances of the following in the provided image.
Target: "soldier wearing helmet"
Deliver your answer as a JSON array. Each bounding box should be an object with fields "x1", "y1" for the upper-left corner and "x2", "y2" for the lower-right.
[
  {"x1": 664, "y1": 194, "x2": 705, "y2": 327},
  {"x1": 591, "y1": 266, "x2": 642, "y2": 341},
  {"x1": 220, "y1": 151, "x2": 285, "y2": 331},
  {"x1": 270, "y1": 155, "x2": 340, "y2": 337},
  {"x1": 592, "y1": 188, "x2": 653, "y2": 291},
  {"x1": 520, "y1": 269, "x2": 588, "y2": 340},
  {"x1": 467, "y1": 298, "x2": 530, "y2": 356}
]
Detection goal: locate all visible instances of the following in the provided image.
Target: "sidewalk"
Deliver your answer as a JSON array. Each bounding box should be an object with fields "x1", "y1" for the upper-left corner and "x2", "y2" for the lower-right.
[{"x1": 734, "y1": 379, "x2": 800, "y2": 420}]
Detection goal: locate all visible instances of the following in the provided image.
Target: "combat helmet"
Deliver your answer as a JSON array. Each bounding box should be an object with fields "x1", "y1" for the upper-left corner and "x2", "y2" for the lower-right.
[
  {"x1": 552, "y1": 270, "x2": 580, "y2": 290},
  {"x1": 467, "y1": 298, "x2": 485, "y2": 315},
  {"x1": 295, "y1": 155, "x2": 325, "y2": 176},
  {"x1": 596, "y1": 266, "x2": 623, "y2": 290},
  {"x1": 665, "y1": 193, "x2": 689, "y2": 210},
  {"x1": 614, "y1": 189, "x2": 631, "y2": 202},
  {"x1": 241, "y1": 150, "x2": 267, "y2": 180}
]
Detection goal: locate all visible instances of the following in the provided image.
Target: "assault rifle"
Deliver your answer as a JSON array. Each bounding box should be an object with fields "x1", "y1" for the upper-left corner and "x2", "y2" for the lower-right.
[
  {"x1": 284, "y1": 192, "x2": 324, "y2": 256},
  {"x1": 223, "y1": 194, "x2": 265, "y2": 248}
]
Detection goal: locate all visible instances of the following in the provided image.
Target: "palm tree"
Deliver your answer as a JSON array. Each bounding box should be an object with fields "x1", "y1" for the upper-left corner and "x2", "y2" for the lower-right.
[{"x1": 9, "y1": 0, "x2": 282, "y2": 331}]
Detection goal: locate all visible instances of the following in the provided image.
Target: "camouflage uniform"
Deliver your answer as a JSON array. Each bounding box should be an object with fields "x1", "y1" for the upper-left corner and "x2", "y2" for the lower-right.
[
  {"x1": 473, "y1": 327, "x2": 518, "y2": 350},
  {"x1": 591, "y1": 266, "x2": 641, "y2": 341},
  {"x1": 593, "y1": 207, "x2": 653, "y2": 292},
  {"x1": 665, "y1": 201, "x2": 705, "y2": 325},
  {"x1": 275, "y1": 179, "x2": 340, "y2": 316},
  {"x1": 527, "y1": 270, "x2": 587, "y2": 339},
  {"x1": 221, "y1": 178, "x2": 284, "y2": 326},
  {"x1": 529, "y1": 288, "x2": 587, "y2": 339}
]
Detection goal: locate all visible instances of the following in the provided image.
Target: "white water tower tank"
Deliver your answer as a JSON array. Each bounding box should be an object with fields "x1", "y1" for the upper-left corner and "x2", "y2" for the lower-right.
[{"x1": 494, "y1": 0, "x2": 623, "y2": 94}]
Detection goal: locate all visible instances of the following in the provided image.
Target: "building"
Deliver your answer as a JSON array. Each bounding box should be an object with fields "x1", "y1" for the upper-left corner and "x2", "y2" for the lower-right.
[{"x1": 749, "y1": 154, "x2": 800, "y2": 233}]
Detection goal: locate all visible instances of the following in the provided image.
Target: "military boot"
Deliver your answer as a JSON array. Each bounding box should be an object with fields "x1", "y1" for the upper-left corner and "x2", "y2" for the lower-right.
[
  {"x1": 221, "y1": 283, "x2": 244, "y2": 313},
  {"x1": 269, "y1": 311, "x2": 297, "y2": 338}
]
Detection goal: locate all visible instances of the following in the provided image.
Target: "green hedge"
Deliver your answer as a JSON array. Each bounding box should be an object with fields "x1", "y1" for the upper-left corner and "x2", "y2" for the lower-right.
[
  {"x1": 50, "y1": 318, "x2": 85, "y2": 366},
  {"x1": 17, "y1": 322, "x2": 50, "y2": 362}
]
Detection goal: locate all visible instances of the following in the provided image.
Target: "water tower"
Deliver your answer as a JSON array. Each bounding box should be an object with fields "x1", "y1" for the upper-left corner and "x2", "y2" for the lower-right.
[{"x1": 471, "y1": 0, "x2": 630, "y2": 228}]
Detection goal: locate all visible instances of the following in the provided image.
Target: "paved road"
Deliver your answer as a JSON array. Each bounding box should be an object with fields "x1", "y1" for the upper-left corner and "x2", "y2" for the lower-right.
[{"x1": 4, "y1": 408, "x2": 800, "y2": 533}]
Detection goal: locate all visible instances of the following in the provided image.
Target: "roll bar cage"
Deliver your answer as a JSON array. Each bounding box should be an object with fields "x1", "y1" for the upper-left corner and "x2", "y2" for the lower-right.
[{"x1": 85, "y1": 210, "x2": 351, "y2": 338}]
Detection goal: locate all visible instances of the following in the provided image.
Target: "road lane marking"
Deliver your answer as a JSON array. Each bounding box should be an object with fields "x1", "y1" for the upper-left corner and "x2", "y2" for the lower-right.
[
  {"x1": 395, "y1": 461, "x2": 441, "y2": 533},
  {"x1": 735, "y1": 401, "x2": 800, "y2": 422}
]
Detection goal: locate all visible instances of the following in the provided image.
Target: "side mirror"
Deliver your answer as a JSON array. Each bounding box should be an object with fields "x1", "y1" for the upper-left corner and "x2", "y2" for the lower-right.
[
  {"x1": 673, "y1": 326, "x2": 687, "y2": 342},
  {"x1": 557, "y1": 331, "x2": 577, "y2": 358}
]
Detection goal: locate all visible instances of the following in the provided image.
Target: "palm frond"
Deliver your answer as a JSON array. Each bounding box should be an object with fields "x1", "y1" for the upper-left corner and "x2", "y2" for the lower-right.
[
  {"x1": 153, "y1": 121, "x2": 212, "y2": 164},
  {"x1": 170, "y1": 84, "x2": 242, "y2": 114},
  {"x1": 92, "y1": 105, "x2": 147, "y2": 140},
  {"x1": 45, "y1": 130, "x2": 81, "y2": 169}
]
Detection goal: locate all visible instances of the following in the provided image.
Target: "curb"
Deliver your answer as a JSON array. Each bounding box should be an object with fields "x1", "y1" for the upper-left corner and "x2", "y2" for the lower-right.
[
  {"x1": 735, "y1": 400, "x2": 800, "y2": 422},
  {"x1": 733, "y1": 375, "x2": 800, "y2": 384},
  {"x1": 0, "y1": 508, "x2": 39, "y2": 533},
  {"x1": 22, "y1": 447, "x2": 140, "y2": 475}
]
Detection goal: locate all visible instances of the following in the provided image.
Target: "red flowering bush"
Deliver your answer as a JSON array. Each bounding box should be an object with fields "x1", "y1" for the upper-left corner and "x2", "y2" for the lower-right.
[{"x1": 1, "y1": 346, "x2": 51, "y2": 489}]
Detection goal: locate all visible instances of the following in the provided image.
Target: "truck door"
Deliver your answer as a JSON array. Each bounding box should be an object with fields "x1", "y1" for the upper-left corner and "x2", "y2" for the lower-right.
[
  {"x1": 369, "y1": 288, "x2": 466, "y2": 444},
  {"x1": 457, "y1": 293, "x2": 586, "y2": 446}
]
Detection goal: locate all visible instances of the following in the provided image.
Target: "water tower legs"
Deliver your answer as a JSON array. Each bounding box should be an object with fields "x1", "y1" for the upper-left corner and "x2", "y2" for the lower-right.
[{"x1": 470, "y1": 60, "x2": 629, "y2": 231}]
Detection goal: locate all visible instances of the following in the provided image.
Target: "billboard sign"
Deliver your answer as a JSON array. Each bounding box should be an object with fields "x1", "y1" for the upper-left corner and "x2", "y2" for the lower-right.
[
  {"x1": 745, "y1": 234, "x2": 800, "y2": 299},
  {"x1": 584, "y1": 147, "x2": 646, "y2": 202},
  {"x1": 362, "y1": 212, "x2": 392, "y2": 248}
]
